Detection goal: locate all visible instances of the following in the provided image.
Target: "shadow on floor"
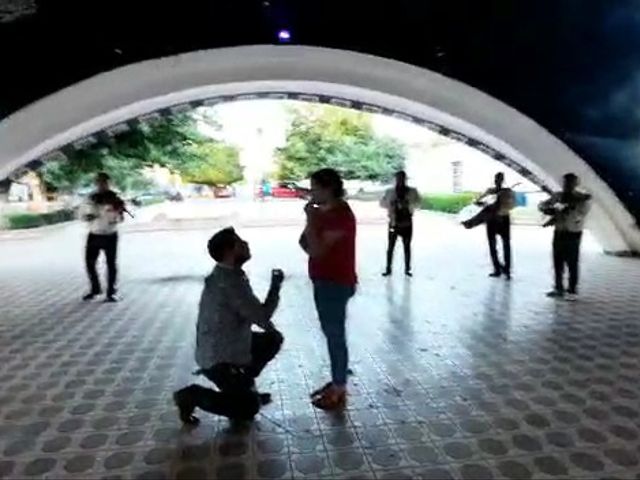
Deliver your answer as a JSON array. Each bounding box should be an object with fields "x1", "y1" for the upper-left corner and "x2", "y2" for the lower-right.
[{"x1": 141, "y1": 275, "x2": 206, "y2": 284}]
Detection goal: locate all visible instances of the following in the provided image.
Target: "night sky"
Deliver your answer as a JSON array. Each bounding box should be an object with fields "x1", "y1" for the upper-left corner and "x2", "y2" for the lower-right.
[{"x1": 1, "y1": 0, "x2": 639, "y2": 223}]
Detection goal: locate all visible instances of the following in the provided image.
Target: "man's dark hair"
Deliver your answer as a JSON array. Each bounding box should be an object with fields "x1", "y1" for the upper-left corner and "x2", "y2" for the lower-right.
[
  {"x1": 310, "y1": 168, "x2": 345, "y2": 199},
  {"x1": 207, "y1": 227, "x2": 238, "y2": 262},
  {"x1": 96, "y1": 172, "x2": 111, "y2": 182},
  {"x1": 564, "y1": 173, "x2": 578, "y2": 182}
]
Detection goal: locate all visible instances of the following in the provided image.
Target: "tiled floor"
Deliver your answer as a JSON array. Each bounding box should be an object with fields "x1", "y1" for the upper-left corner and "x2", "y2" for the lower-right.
[{"x1": 1, "y1": 218, "x2": 639, "y2": 479}]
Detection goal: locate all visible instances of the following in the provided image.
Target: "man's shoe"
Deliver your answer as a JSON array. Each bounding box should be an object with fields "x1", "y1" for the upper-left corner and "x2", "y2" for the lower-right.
[
  {"x1": 82, "y1": 292, "x2": 101, "y2": 301},
  {"x1": 489, "y1": 271, "x2": 501, "y2": 278},
  {"x1": 258, "y1": 393, "x2": 272, "y2": 406},
  {"x1": 405, "y1": 270, "x2": 413, "y2": 277},
  {"x1": 105, "y1": 294, "x2": 120, "y2": 303},
  {"x1": 546, "y1": 289, "x2": 564, "y2": 299},
  {"x1": 382, "y1": 270, "x2": 392, "y2": 277},
  {"x1": 565, "y1": 291, "x2": 578, "y2": 302},
  {"x1": 173, "y1": 387, "x2": 200, "y2": 426}
]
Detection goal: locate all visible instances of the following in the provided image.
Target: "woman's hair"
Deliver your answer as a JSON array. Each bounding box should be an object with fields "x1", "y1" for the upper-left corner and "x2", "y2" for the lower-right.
[{"x1": 310, "y1": 168, "x2": 345, "y2": 199}]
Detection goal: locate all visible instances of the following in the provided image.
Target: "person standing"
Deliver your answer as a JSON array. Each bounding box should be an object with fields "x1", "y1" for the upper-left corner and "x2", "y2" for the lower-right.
[
  {"x1": 299, "y1": 168, "x2": 357, "y2": 411},
  {"x1": 380, "y1": 171, "x2": 421, "y2": 277},
  {"x1": 474, "y1": 172, "x2": 516, "y2": 279},
  {"x1": 173, "y1": 227, "x2": 285, "y2": 425},
  {"x1": 261, "y1": 179, "x2": 272, "y2": 201},
  {"x1": 81, "y1": 172, "x2": 126, "y2": 302},
  {"x1": 539, "y1": 173, "x2": 591, "y2": 301}
]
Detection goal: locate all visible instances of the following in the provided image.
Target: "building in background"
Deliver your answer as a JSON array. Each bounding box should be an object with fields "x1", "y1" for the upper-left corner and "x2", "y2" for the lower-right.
[{"x1": 372, "y1": 113, "x2": 537, "y2": 194}]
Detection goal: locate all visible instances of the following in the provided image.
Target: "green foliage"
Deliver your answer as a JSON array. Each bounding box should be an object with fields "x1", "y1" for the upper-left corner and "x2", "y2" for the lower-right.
[
  {"x1": 5, "y1": 209, "x2": 75, "y2": 230},
  {"x1": 181, "y1": 142, "x2": 244, "y2": 186},
  {"x1": 276, "y1": 105, "x2": 406, "y2": 182},
  {"x1": 39, "y1": 159, "x2": 94, "y2": 193},
  {"x1": 136, "y1": 195, "x2": 166, "y2": 207},
  {"x1": 421, "y1": 193, "x2": 477, "y2": 213},
  {"x1": 40, "y1": 113, "x2": 242, "y2": 193}
]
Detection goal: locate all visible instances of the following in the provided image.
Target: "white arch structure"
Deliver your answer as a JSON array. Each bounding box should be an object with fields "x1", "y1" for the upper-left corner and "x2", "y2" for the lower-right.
[{"x1": 0, "y1": 46, "x2": 638, "y2": 253}]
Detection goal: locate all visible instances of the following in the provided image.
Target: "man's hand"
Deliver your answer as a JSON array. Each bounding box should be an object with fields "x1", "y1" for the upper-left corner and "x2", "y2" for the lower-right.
[{"x1": 271, "y1": 269, "x2": 285, "y2": 289}]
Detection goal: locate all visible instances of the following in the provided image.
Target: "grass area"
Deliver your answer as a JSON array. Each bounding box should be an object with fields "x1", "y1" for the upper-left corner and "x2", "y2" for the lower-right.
[
  {"x1": 3, "y1": 209, "x2": 76, "y2": 230},
  {"x1": 137, "y1": 197, "x2": 166, "y2": 207},
  {"x1": 421, "y1": 192, "x2": 477, "y2": 214}
]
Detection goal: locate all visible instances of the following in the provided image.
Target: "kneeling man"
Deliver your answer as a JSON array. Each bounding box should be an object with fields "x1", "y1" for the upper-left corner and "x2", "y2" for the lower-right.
[{"x1": 174, "y1": 227, "x2": 284, "y2": 424}]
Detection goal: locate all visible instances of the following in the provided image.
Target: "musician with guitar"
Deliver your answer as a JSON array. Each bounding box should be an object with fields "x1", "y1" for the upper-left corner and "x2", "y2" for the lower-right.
[
  {"x1": 538, "y1": 173, "x2": 591, "y2": 301},
  {"x1": 466, "y1": 172, "x2": 516, "y2": 279},
  {"x1": 81, "y1": 172, "x2": 130, "y2": 303}
]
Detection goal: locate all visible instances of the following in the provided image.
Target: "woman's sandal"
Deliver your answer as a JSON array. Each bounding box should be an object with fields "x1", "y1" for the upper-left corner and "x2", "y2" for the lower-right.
[
  {"x1": 310, "y1": 382, "x2": 333, "y2": 400},
  {"x1": 311, "y1": 388, "x2": 347, "y2": 411}
]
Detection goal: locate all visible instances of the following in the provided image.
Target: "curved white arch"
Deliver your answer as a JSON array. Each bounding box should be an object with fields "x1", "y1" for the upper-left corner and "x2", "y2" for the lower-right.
[{"x1": 0, "y1": 45, "x2": 637, "y2": 253}]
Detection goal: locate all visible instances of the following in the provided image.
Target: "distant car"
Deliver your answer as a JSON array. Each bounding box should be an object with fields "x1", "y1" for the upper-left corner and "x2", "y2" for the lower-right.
[
  {"x1": 271, "y1": 182, "x2": 310, "y2": 200},
  {"x1": 164, "y1": 189, "x2": 184, "y2": 202},
  {"x1": 213, "y1": 185, "x2": 235, "y2": 198},
  {"x1": 130, "y1": 191, "x2": 165, "y2": 206}
]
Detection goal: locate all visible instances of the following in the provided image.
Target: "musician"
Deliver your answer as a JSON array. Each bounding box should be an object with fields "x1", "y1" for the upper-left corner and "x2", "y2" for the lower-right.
[
  {"x1": 81, "y1": 172, "x2": 126, "y2": 302},
  {"x1": 475, "y1": 172, "x2": 516, "y2": 279},
  {"x1": 539, "y1": 173, "x2": 591, "y2": 300},
  {"x1": 380, "y1": 171, "x2": 421, "y2": 277}
]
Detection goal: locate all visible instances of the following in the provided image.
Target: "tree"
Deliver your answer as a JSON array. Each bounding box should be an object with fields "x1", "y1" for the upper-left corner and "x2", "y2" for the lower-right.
[
  {"x1": 40, "y1": 157, "x2": 94, "y2": 193},
  {"x1": 181, "y1": 142, "x2": 244, "y2": 186},
  {"x1": 275, "y1": 105, "x2": 406, "y2": 182},
  {"x1": 39, "y1": 113, "x2": 242, "y2": 193}
]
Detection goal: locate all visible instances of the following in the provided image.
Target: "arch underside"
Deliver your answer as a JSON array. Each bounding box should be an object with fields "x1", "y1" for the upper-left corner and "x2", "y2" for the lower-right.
[
  {"x1": 4, "y1": 91, "x2": 549, "y2": 191},
  {"x1": 0, "y1": 46, "x2": 637, "y2": 254}
]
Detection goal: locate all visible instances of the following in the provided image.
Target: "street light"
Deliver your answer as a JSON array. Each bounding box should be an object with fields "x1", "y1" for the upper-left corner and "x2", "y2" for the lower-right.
[{"x1": 277, "y1": 29, "x2": 291, "y2": 43}]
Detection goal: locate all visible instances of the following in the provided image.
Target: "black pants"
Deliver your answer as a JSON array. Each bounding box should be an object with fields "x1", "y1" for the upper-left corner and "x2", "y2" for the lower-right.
[
  {"x1": 486, "y1": 216, "x2": 511, "y2": 274},
  {"x1": 553, "y1": 231, "x2": 582, "y2": 293},
  {"x1": 85, "y1": 233, "x2": 118, "y2": 296},
  {"x1": 184, "y1": 331, "x2": 283, "y2": 420},
  {"x1": 386, "y1": 224, "x2": 413, "y2": 272}
]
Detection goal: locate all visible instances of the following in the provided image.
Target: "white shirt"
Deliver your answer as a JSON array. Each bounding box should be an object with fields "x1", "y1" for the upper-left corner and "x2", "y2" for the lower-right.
[
  {"x1": 481, "y1": 187, "x2": 516, "y2": 216},
  {"x1": 380, "y1": 186, "x2": 421, "y2": 227},
  {"x1": 81, "y1": 191, "x2": 123, "y2": 235},
  {"x1": 539, "y1": 192, "x2": 591, "y2": 232}
]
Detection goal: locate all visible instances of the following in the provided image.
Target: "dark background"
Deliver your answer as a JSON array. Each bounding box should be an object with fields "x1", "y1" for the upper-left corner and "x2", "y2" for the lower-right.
[{"x1": 1, "y1": 0, "x2": 639, "y2": 223}]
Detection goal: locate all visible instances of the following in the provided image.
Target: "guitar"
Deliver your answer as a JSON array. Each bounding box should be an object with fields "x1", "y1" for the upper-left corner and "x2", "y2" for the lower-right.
[{"x1": 540, "y1": 192, "x2": 591, "y2": 228}]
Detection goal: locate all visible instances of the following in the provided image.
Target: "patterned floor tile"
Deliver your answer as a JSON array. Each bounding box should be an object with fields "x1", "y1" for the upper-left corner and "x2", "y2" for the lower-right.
[{"x1": 1, "y1": 223, "x2": 639, "y2": 478}]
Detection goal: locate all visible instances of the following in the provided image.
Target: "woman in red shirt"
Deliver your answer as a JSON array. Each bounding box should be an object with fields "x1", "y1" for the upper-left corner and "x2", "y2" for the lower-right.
[{"x1": 299, "y1": 168, "x2": 357, "y2": 410}]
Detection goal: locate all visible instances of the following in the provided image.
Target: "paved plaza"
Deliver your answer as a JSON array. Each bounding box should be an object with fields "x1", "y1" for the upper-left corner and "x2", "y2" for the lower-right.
[{"x1": 0, "y1": 214, "x2": 639, "y2": 479}]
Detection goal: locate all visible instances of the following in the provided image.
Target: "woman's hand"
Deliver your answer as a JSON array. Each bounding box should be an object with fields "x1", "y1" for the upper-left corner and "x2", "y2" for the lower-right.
[{"x1": 304, "y1": 202, "x2": 320, "y2": 223}]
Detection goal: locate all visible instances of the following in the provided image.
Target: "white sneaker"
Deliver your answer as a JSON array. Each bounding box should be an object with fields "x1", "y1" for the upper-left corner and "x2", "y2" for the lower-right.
[{"x1": 565, "y1": 292, "x2": 578, "y2": 302}]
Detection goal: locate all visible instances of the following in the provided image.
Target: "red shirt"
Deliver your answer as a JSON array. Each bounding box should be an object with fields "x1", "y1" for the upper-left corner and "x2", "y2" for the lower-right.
[{"x1": 308, "y1": 202, "x2": 357, "y2": 286}]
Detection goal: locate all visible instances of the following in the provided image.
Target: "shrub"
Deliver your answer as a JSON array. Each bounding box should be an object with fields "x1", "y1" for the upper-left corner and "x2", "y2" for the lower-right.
[
  {"x1": 5, "y1": 209, "x2": 76, "y2": 230},
  {"x1": 5, "y1": 213, "x2": 44, "y2": 229},
  {"x1": 421, "y1": 192, "x2": 477, "y2": 214},
  {"x1": 139, "y1": 196, "x2": 165, "y2": 207}
]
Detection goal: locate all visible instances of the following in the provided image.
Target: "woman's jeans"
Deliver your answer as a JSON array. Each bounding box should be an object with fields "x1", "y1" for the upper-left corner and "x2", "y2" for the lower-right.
[{"x1": 313, "y1": 280, "x2": 355, "y2": 387}]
